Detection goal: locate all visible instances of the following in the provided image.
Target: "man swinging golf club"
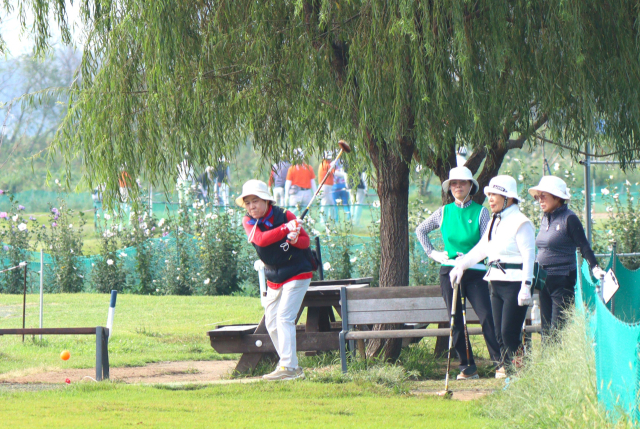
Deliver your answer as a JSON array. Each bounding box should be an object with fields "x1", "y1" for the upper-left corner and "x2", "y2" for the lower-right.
[
  {"x1": 450, "y1": 175, "x2": 536, "y2": 378},
  {"x1": 416, "y1": 166, "x2": 501, "y2": 380}
]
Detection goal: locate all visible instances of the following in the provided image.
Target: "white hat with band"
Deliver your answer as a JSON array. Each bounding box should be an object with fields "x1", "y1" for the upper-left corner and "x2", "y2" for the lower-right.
[
  {"x1": 528, "y1": 175, "x2": 571, "y2": 200},
  {"x1": 235, "y1": 180, "x2": 276, "y2": 208},
  {"x1": 484, "y1": 175, "x2": 521, "y2": 202},
  {"x1": 442, "y1": 166, "x2": 479, "y2": 195}
]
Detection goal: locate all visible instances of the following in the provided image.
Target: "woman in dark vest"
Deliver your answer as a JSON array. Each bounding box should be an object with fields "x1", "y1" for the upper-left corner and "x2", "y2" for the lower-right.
[
  {"x1": 416, "y1": 166, "x2": 501, "y2": 379},
  {"x1": 237, "y1": 179, "x2": 313, "y2": 380},
  {"x1": 528, "y1": 176, "x2": 605, "y2": 337}
]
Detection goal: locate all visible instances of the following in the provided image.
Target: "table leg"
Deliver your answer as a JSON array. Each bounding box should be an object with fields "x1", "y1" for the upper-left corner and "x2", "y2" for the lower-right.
[{"x1": 233, "y1": 316, "x2": 277, "y2": 376}]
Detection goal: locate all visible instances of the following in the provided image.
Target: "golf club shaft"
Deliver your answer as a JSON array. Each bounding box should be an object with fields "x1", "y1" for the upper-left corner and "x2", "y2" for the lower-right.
[
  {"x1": 460, "y1": 284, "x2": 471, "y2": 363},
  {"x1": 299, "y1": 149, "x2": 346, "y2": 221},
  {"x1": 444, "y1": 281, "x2": 459, "y2": 393}
]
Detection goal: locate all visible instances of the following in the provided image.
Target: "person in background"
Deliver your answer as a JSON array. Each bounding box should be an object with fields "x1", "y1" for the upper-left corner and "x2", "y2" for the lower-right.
[
  {"x1": 285, "y1": 148, "x2": 317, "y2": 212},
  {"x1": 528, "y1": 176, "x2": 605, "y2": 338},
  {"x1": 92, "y1": 184, "x2": 105, "y2": 228},
  {"x1": 317, "y1": 151, "x2": 336, "y2": 223},
  {"x1": 118, "y1": 167, "x2": 133, "y2": 223},
  {"x1": 269, "y1": 160, "x2": 291, "y2": 207},
  {"x1": 212, "y1": 157, "x2": 232, "y2": 207},
  {"x1": 331, "y1": 163, "x2": 350, "y2": 220},
  {"x1": 237, "y1": 179, "x2": 312, "y2": 380},
  {"x1": 177, "y1": 152, "x2": 196, "y2": 204},
  {"x1": 450, "y1": 175, "x2": 536, "y2": 378},
  {"x1": 416, "y1": 166, "x2": 501, "y2": 380},
  {"x1": 351, "y1": 169, "x2": 368, "y2": 225}
]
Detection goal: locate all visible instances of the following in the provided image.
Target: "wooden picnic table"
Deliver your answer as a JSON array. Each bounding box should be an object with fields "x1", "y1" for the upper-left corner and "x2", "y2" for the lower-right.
[{"x1": 208, "y1": 278, "x2": 371, "y2": 375}]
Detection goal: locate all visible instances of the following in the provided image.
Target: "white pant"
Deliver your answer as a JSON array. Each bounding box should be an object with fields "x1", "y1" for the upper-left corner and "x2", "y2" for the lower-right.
[
  {"x1": 215, "y1": 183, "x2": 229, "y2": 206},
  {"x1": 288, "y1": 189, "x2": 313, "y2": 211},
  {"x1": 319, "y1": 184, "x2": 335, "y2": 220},
  {"x1": 351, "y1": 188, "x2": 366, "y2": 224},
  {"x1": 273, "y1": 186, "x2": 285, "y2": 207},
  {"x1": 264, "y1": 278, "x2": 310, "y2": 369}
]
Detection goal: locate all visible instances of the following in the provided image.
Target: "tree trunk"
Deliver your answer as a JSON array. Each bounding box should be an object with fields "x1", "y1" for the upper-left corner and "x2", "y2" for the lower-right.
[{"x1": 365, "y1": 136, "x2": 414, "y2": 361}]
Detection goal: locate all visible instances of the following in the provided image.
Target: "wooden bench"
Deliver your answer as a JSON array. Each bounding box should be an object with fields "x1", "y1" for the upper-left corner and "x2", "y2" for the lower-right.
[
  {"x1": 338, "y1": 286, "x2": 540, "y2": 373},
  {"x1": 0, "y1": 327, "x2": 110, "y2": 381}
]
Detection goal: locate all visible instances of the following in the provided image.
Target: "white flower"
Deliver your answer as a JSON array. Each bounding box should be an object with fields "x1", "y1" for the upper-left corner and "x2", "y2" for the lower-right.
[
  {"x1": 17, "y1": 223, "x2": 27, "y2": 231},
  {"x1": 372, "y1": 200, "x2": 381, "y2": 208},
  {"x1": 232, "y1": 250, "x2": 237, "y2": 255},
  {"x1": 68, "y1": 224, "x2": 73, "y2": 229},
  {"x1": 610, "y1": 175, "x2": 614, "y2": 179},
  {"x1": 554, "y1": 163, "x2": 560, "y2": 171},
  {"x1": 323, "y1": 262, "x2": 331, "y2": 270},
  {"x1": 192, "y1": 203, "x2": 198, "y2": 209},
  {"x1": 204, "y1": 278, "x2": 210, "y2": 285},
  {"x1": 513, "y1": 158, "x2": 519, "y2": 162},
  {"x1": 158, "y1": 218, "x2": 165, "y2": 226},
  {"x1": 96, "y1": 213, "x2": 100, "y2": 218},
  {"x1": 176, "y1": 276, "x2": 180, "y2": 280},
  {"x1": 104, "y1": 214, "x2": 111, "y2": 220},
  {"x1": 70, "y1": 249, "x2": 74, "y2": 253},
  {"x1": 120, "y1": 252, "x2": 127, "y2": 257},
  {"x1": 55, "y1": 179, "x2": 59, "y2": 184},
  {"x1": 156, "y1": 288, "x2": 160, "y2": 292},
  {"x1": 601, "y1": 188, "x2": 610, "y2": 195},
  {"x1": 626, "y1": 180, "x2": 632, "y2": 186},
  {"x1": 19, "y1": 261, "x2": 27, "y2": 267},
  {"x1": 606, "y1": 206, "x2": 613, "y2": 212},
  {"x1": 613, "y1": 194, "x2": 619, "y2": 199},
  {"x1": 12, "y1": 215, "x2": 18, "y2": 222},
  {"x1": 517, "y1": 175, "x2": 524, "y2": 181},
  {"x1": 107, "y1": 259, "x2": 114, "y2": 265},
  {"x1": 350, "y1": 257, "x2": 357, "y2": 263}
]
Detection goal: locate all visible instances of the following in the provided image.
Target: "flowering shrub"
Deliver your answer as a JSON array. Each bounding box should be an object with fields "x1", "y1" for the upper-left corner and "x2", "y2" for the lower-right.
[
  {"x1": 0, "y1": 193, "x2": 40, "y2": 293},
  {"x1": 122, "y1": 206, "x2": 157, "y2": 294},
  {"x1": 42, "y1": 201, "x2": 86, "y2": 292},
  {"x1": 92, "y1": 216, "x2": 127, "y2": 294}
]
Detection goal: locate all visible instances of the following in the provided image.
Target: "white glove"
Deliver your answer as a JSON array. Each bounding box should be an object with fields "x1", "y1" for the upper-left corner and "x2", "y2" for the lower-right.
[
  {"x1": 592, "y1": 266, "x2": 606, "y2": 280},
  {"x1": 449, "y1": 266, "x2": 464, "y2": 287},
  {"x1": 518, "y1": 283, "x2": 532, "y2": 307},
  {"x1": 429, "y1": 251, "x2": 451, "y2": 265},
  {"x1": 287, "y1": 231, "x2": 300, "y2": 244},
  {"x1": 285, "y1": 219, "x2": 299, "y2": 232},
  {"x1": 253, "y1": 260, "x2": 265, "y2": 271}
]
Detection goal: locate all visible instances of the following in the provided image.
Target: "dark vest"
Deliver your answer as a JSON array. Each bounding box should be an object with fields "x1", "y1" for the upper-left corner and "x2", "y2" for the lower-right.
[
  {"x1": 535, "y1": 204, "x2": 577, "y2": 275},
  {"x1": 248, "y1": 206, "x2": 313, "y2": 284}
]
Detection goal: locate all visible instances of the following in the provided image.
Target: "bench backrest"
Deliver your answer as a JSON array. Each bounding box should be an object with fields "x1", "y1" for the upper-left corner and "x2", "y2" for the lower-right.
[{"x1": 340, "y1": 285, "x2": 480, "y2": 328}]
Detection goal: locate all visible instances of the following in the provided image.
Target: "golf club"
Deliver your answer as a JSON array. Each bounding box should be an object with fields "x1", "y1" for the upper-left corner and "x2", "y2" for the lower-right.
[
  {"x1": 460, "y1": 282, "x2": 471, "y2": 366},
  {"x1": 299, "y1": 140, "x2": 351, "y2": 221},
  {"x1": 438, "y1": 280, "x2": 459, "y2": 398}
]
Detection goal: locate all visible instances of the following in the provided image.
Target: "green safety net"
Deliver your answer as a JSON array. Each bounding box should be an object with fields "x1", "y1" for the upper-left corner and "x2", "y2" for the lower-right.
[{"x1": 576, "y1": 253, "x2": 640, "y2": 423}]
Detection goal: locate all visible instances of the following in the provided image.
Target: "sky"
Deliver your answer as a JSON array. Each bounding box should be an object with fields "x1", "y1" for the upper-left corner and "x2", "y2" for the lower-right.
[{"x1": 1, "y1": 0, "x2": 83, "y2": 58}]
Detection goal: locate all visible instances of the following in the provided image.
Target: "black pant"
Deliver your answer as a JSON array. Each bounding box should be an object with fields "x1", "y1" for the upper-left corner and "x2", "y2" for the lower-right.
[
  {"x1": 440, "y1": 267, "x2": 501, "y2": 367},
  {"x1": 489, "y1": 280, "x2": 529, "y2": 368},
  {"x1": 539, "y1": 270, "x2": 576, "y2": 339}
]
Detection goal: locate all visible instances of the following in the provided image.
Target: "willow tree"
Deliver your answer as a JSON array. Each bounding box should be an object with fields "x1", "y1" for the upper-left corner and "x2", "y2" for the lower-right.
[{"x1": 9, "y1": 1, "x2": 640, "y2": 356}]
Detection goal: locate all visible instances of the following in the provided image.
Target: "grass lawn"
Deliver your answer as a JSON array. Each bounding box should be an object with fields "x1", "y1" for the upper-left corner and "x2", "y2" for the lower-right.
[
  {"x1": 0, "y1": 381, "x2": 499, "y2": 429},
  {"x1": 0, "y1": 294, "x2": 265, "y2": 376}
]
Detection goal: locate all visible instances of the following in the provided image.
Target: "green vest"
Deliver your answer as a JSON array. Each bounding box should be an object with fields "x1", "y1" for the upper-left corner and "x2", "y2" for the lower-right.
[{"x1": 441, "y1": 201, "x2": 485, "y2": 270}]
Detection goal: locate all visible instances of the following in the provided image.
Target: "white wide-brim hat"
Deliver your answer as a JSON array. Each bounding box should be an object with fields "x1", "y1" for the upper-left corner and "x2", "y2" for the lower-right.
[
  {"x1": 528, "y1": 175, "x2": 571, "y2": 200},
  {"x1": 235, "y1": 179, "x2": 276, "y2": 208},
  {"x1": 441, "y1": 166, "x2": 479, "y2": 195},
  {"x1": 484, "y1": 175, "x2": 521, "y2": 202}
]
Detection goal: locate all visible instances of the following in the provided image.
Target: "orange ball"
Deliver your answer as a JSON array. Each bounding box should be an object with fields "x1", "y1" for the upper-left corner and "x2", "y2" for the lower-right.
[{"x1": 60, "y1": 350, "x2": 71, "y2": 361}]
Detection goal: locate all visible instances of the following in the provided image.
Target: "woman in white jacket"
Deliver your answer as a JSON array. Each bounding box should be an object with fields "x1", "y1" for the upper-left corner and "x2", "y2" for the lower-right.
[{"x1": 450, "y1": 175, "x2": 535, "y2": 378}]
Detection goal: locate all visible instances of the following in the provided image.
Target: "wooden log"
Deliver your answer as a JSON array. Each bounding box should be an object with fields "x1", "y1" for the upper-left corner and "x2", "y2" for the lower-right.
[{"x1": 0, "y1": 327, "x2": 98, "y2": 336}]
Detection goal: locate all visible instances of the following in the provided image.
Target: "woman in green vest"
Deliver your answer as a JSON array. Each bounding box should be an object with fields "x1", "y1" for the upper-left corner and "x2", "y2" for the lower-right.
[{"x1": 416, "y1": 166, "x2": 501, "y2": 379}]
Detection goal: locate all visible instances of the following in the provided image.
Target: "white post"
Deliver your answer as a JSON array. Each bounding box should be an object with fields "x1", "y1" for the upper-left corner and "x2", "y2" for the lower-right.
[
  {"x1": 39, "y1": 249, "x2": 43, "y2": 340},
  {"x1": 254, "y1": 260, "x2": 267, "y2": 308},
  {"x1": 106, "y1": 290, "x2": 117, "y2": 340}
]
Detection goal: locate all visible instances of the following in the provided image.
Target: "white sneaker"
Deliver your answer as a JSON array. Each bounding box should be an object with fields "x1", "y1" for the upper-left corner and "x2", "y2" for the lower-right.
[
  {"x1": 495, "y1": 366, "x2": 507, "y2": 379},
  {"x1": 263, "y1": 366, "x2": 305, "y2": 381}
]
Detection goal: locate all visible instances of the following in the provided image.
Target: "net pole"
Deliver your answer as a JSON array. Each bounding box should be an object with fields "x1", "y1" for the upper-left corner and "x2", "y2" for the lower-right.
[
  {"x1": 39, "y1": 249, "x2": 43, "y2": 340},
  {"x1": 584, "y1": 141, "x2": 592, "y2": 244}
]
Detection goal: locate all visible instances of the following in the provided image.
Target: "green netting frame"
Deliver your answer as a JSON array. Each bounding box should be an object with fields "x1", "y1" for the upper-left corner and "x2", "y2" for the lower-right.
[{"x1": 576, "y1": 253, "x2": 640, "y2": 423}]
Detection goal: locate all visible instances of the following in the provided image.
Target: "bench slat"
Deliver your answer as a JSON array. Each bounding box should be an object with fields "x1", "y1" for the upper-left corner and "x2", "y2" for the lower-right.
[
  {"x1": 346, "y1": 286, "x2": 441, "y2": 300},
  {"x1": 348, "y1": 309, "x2": 451, "y2": 325},
  {"x1": 347, "y1": 297, "x2": 445, "y2": 312},
  {"x1": 344, "y1": 324, "x2": 541, "y2": 340}
]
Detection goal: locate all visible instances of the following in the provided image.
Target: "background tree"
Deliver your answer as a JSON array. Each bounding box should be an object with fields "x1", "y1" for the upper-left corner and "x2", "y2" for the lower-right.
[{"x1": 8, "y1": 1, "x2": 640, "y2": 359}]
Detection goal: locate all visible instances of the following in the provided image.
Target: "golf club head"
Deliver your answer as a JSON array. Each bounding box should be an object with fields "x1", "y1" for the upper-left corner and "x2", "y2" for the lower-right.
[
  {"x1": 338, "y1": 140, "x2": 352, "y2": 153},
  {"x1": 437, "y1": 390, "x2": 453, "y2": 399}
]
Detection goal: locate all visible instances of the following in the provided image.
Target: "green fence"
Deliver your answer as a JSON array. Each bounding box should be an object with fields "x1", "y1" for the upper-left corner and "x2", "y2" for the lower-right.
[{"x1": 576, "y1": 254, "x2": 640, "y2": 423}]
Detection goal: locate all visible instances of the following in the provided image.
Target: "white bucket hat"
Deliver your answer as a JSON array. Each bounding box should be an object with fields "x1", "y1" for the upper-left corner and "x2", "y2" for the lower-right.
[
  {"x1": 442, "y1": 166, "x2": 479, "y2": 195},
  {"x1": 528, "y1": 175, "x2": 571, "y2": 200},
  {"x1": 235, "y1": 180, "x2": 276, "y2": 208},
  {"x1": 484, "y1": 175, "x2": 521, "y2": 202}
]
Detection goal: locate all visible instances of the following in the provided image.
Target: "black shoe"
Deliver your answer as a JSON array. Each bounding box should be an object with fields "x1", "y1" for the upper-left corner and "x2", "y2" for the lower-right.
[{"x1": 457, "y1": 364, "x2": 479, "y2": 380}]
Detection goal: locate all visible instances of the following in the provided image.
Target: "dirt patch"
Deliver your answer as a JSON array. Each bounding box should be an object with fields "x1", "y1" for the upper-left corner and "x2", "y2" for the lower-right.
[
  {"x1": 411, "y1": 388, "x2": 493, "y2": 401},
  {"x1": 1, "y1": 360, "x2": 240, "y2": 385}
]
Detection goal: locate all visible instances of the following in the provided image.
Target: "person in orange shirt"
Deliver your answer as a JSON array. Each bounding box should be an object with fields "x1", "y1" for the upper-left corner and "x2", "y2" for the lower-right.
[
  {"x1": 317, "y1": 151, "x2": 336, "y2": 222},
  {"x1": 285, "y1": 148, "x2": 317, "y2": 212}
]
